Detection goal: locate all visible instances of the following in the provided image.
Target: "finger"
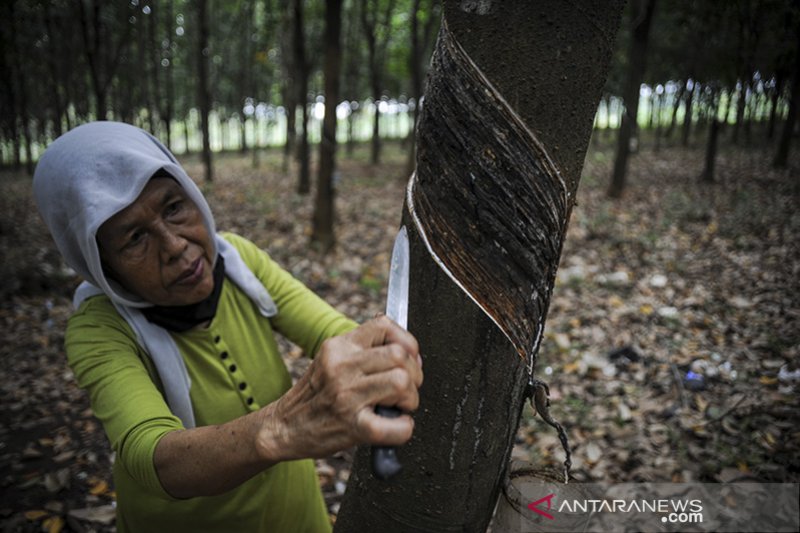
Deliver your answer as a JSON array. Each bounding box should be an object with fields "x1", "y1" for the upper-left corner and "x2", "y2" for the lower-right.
[
  {"x1": 356, "y1": 408, "x2": 415, "y2": 446},
  {"x1": 346, "y1": 316, "x2": 420, "y2": 359},
  {"x1": 356, "y1": 344, "x2": 423, "y2": 387},
  {"x1": 340, "y1": 364, "x2": 420, "y2": 413}
]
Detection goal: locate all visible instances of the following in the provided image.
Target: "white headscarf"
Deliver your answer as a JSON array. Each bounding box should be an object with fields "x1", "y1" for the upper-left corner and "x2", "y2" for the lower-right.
[{"x1": 33, "y1": 121, "x2": 277, "y2": 427}]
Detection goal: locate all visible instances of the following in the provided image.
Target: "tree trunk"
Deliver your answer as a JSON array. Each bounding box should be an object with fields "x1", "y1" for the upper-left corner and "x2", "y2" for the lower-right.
[
  {"x1": 654, "y1": 91, "x2": 663, "y2": 152},
  {"x1": 240, "y1": 0, "x2": 255, "y2": 154},
  {"x1": 292, "y1": 0, "x2": 310, "y2": 194},
  {"x1": 701, "y1": 88, "x2": 721, "y2": 184},
  {"x1": 334, "y1": 2, "x2": 623, "y2": 532},
  {"x1": 346, "y1": 106, "x2": 356, "y2": 157},
  {"x1": 279, "y1": 0, "x2": 296, "y2": 172},
  {"x1": 8, "y1": 1, "x2": 34, "y2": 175},
  {"x1": 406, "y1": 0, "x2": 439, "y2": 179},
  {"x1": 774, "y1": 33, "x2": 800, "y2": 168},
  {"x1": 162, "y1": 0, "x2": 174, "y2": 150},
  {"x1": 666, "y1": 81, "x2": 686, "y2": 140},
  {"x1": 197, "y1": 0, "x2": 213, "y2": 181},
  {"x1": 361, "y1": 0, "x2": 397, "y2": 166},
  {"x1": 701, "y1": 119, "x2": 721, "y2": 184},
  {"x1": 608, "y1": 0, "x2": 657, "y2": 199},
  {"x1": 733, "y1": 77, "x2": 748, "y2": 145},
  {"x1": 311, "y1": 0, "x2": 343, "y2": 253},
  {"x1": 681, "y1": 81, "x2": 695, "y2": 147},
  {"x1": 42, "y1": 4, "x2": 65, "y2": 137},
  {"x1": 767, "y1": 73, "x2": 785, "y2": 140}
]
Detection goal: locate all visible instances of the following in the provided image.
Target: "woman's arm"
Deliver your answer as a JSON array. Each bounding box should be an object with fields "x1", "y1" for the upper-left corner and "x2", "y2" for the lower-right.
[{"x1": 153, "y1": 316, "x2": 422, "y2": 499}]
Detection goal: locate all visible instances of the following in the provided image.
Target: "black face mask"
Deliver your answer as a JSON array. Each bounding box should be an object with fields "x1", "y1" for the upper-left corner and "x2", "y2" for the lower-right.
[{"x1": 142, "y1": 256, "x2": 226, "y2": 332}]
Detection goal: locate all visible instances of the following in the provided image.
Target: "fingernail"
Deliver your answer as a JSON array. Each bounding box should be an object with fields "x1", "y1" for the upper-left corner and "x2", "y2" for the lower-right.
[{"x1": 417, "y1": 354, "x2": 423, "y2": 368}]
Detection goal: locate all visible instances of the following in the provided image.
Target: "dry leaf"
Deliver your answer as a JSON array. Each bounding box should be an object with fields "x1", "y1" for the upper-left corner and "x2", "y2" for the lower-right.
[
  {"x1": 43, "y1": 516, "x2": 65, "y2": 533},
  {"x1": 24, "y1": 510, "x2": 48, "y2": 521},
  {"x1": 68, "y1": 505, "x2": 116, "y2": 525}
]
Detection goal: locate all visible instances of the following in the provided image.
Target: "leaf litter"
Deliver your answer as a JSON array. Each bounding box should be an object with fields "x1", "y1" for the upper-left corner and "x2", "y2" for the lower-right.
[{"x1": 0, "y1": 141, "x2": 797, "y2": 531}]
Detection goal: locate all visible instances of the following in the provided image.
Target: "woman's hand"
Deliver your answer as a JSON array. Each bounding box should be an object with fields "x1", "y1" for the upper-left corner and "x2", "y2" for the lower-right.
[
  {"x1": 154, "y1": 316, "x2": 422, "y2": 499},
  {"x1": 257, "y1": 315, "x2": 423, "y2": 462}
]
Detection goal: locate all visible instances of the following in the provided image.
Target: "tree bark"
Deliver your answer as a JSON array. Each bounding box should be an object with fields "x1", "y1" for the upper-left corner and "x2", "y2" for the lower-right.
[
  {"x1": 681, "y1": 81, "x2": 695, "y2": 147},
  {"x1": 654, "y1": 91, "x2": 663, "y2": 152},
  {"x1": 197, "y1": 0, "x2": 213, "y2": 181},
  {"x1": 406, "y1": 0, "x2": 439, "y2": 178},
  {"x1": 334, "y1": 2, "x2": 623, "y2": 531},
  {"x1": 701, "y1": 87, "x2": 720, "y2": 184},
  {"x1": 361, "y1": 0, "x2": 397, "y2": 166},
  {"x1": 608, "y1": 0, "x2": 657, "y2": 199},
  {"x1": 292, "y1": 0, "x2": 311, "y2": 194},
  {"x1": 8, "y1": 1, "x2": 34, "y2": 175},
  {"x1": 666, "y1": 80, "x2": 685, "y2": 140},
  {"x1": 767, "y1": 72, "x2": 785, "y2": 140},
  {"x1": 162, "y1": 0, "x2": 175, "y2": 151},
  {"x1": 279, "y1": 0, "x2": 296, "y2": 172},
  {"x1": 774, "y1": 32, "x2": 800, "y2": 168},
  {"x1": 311, "y1": 0, "x2": 343, "y2": 253}
]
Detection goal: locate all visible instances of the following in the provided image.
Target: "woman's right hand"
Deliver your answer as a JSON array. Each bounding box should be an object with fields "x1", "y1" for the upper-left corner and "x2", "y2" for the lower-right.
[{"x1": 256, "y1": 315, "x2": 423, "y2": 462}]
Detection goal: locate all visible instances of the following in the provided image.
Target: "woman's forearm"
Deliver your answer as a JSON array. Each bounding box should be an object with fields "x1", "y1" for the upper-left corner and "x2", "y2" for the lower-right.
[{"x1": 153, "y1": 404, "x2": 282, "y2": 499}]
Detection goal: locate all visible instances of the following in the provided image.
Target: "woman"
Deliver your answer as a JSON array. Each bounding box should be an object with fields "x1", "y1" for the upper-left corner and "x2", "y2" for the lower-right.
[{"x1": 32, "y1": 121, "x2": 422, "y2": 532}]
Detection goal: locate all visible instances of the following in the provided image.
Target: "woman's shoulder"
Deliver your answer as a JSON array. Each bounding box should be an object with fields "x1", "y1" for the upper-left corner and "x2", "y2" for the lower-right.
[
  {"x1": 219, "y1": 231, "x2": 265, "y2": 256},
  {"x1": 218, "y1": 231, "x2": 275, "y2": 272},
  {"x1": 67, "y1": 294, "x2": 137, "y2": 343}
]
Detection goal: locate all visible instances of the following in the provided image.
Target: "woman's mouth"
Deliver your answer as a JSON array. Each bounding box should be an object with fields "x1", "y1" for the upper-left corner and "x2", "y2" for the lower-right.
[{"x1": 174, "y1": 258, "x2": 204, "y2": 286}]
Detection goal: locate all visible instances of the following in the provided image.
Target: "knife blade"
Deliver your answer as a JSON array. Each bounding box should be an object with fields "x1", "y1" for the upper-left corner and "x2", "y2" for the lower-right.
[{"x1": 372, "y1": 225, "x2": 409, "y2": 480}]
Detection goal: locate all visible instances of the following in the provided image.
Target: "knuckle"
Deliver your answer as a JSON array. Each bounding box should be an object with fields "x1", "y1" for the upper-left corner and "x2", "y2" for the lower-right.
[
  {"x1": 386, "y1": 344, "x2": 406, "y2": 364},
  {"x1": 390, "y1": 368, "x2": 411, "y2": 393},
  {"x1": 361, "y1": 418, "x2": 384, "y2": 443}
]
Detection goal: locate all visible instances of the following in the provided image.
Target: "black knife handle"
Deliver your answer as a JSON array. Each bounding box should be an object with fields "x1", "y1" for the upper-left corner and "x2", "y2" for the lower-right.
[{"x1": 371, "y1": 405, "x2": 403, "y2": 480}]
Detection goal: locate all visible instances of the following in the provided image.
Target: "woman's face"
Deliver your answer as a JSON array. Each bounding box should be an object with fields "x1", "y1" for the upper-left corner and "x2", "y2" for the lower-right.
[{"x1": 96, "y1": 177, "x2": 215, "y2": 307}]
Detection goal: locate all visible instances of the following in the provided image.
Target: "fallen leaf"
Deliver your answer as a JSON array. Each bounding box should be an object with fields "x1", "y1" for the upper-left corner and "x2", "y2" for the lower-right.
[
  {"x1": 43, "y1": 515, "x2": 65, "y2": 533},
  {"x1": 68, "y1": 505, "x2": 116, "y2": 525},
  {"x1": 24, "y1": 510, "x2": 48, "y2": 521},
  {"x1": 89, "y1": 480, "x2": 109, "y2": 496}
]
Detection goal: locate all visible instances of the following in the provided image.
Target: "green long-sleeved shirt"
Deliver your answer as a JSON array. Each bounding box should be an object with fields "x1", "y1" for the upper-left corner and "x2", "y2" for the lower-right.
[{"x1": 66, "y1": 232, "x2": 357, "y2": 532}]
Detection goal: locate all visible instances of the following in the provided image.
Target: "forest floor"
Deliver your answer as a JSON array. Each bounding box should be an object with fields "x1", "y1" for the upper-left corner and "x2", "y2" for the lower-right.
[{"x1": 1, "y1": 138, "x2": 798, "y2": 532}]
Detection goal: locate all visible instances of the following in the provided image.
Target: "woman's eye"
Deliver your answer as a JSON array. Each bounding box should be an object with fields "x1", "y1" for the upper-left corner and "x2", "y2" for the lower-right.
[
  {"x1": 165, "y1": 200, "x2": 184, "y2": 217},
  {"x1": 127, "y1": 231, "x2": 145, "y2": 248}
]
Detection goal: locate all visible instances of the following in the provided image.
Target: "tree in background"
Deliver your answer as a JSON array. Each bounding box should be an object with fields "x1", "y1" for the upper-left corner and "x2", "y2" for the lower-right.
[
  {"x1": 311, "y1": 0, "x2": 343, "y2": 252},
  {"x1": 608, "y1": 0, "x2": 657, "y2": 198},
  {"x1": 361, "y1": 0, "x2": 397, "y2": 165},
  {"x1": 292, "y1": 0, "x2": 311, "y2": 194},
  {"x1": 197, "y1": 0, "x2": 213, "y2": 182},
  {"x1": 405, "y1": 0, "x2": 440, "y2": 177},
  {"x1": 774, "y1": 28, "x2": 800, "y2": 168},
  {"x1": 335, "y1": 1, "x2": 623, "y2": 530}
]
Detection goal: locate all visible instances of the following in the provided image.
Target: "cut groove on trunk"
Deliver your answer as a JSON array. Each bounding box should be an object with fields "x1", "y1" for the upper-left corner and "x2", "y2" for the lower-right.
[{"x1": 410, "y1": 18, "x2": 568, "y2": 370}]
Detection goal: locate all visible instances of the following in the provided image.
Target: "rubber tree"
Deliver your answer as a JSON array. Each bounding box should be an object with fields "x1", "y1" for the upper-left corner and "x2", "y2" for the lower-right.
[
  {"x1": 311, "y1": 0, "x2": 343, "y2": 253},
  {"x1": 197, "y1": 0, "x2": 213, "y2": 182},
  {"x1": 608, "y1": 0, "x2": 657, "y2": 199},
  {"x1": 334, "y1": 2, "x2": 623, "y2": 532}
]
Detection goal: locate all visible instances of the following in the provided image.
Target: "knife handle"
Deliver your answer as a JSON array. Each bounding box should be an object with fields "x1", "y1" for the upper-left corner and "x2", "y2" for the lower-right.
[{"x1": 371, "y1": 405, "x2": 403, "y2": 480}]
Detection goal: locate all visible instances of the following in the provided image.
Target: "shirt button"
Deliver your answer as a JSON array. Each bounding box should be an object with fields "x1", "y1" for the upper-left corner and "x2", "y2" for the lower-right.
[
  {"x1": 239, "y1": 382, "x2": 247, "y2": 390},
  {"x1": 229, "y1": 364, "x2": 237, "y2": 372},
  {"x1": 214, "y1": 335, "x2": 221, "y2": 344},
  {"x1": 247, "y1": 397, "x2": 254, "y2": 405},
  {"x1": 221, "y1": 352, "x2": 228, "y2": 359}
]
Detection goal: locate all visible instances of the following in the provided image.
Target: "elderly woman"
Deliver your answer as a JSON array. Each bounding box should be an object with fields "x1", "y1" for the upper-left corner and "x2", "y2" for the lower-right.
[{"x1": 32, "y1": 121, "x2": 422, "y2": 532}]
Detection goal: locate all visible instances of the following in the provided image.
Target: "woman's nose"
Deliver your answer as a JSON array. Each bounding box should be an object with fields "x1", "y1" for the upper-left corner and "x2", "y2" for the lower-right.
[{"x1": 159, "y1": 225, "x2": 189, "y2": 263}]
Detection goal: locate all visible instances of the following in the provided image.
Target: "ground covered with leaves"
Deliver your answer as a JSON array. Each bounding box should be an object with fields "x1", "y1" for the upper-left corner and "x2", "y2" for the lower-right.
[{"x1": 1, "y1": 140, "x2": 798, "y2": 532}]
